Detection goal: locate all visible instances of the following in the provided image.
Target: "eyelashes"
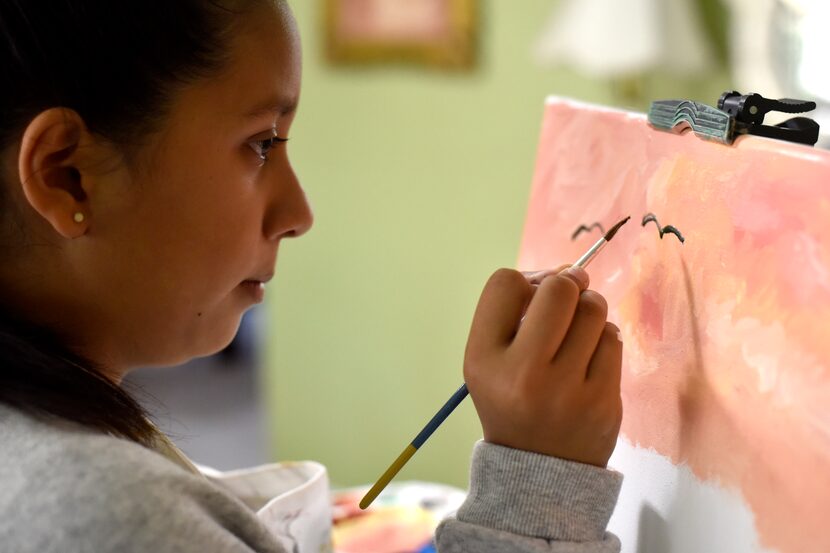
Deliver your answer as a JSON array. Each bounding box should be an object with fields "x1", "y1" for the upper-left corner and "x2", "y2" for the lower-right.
[
  {"x1": 257, "y1": 136, "x2": 289, "y2": 161},
  {"x1": 250, "y1": 133, "x2": 290, "y2": 161},
  {"x1": 571, "y1": 214, "x2": 685, "y2": 243}
]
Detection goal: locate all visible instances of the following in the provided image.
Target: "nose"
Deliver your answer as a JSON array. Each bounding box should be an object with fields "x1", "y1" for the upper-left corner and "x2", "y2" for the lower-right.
[{"x1": 264, "y1": 161, "x2": 314, "y2": 241}]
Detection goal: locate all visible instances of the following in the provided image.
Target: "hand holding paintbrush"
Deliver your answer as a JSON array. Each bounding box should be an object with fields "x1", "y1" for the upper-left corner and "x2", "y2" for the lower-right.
[
  {"x1": 361, "y1": 217, "x2": 628, "y2": 509},
  {"x1": 465, "y1": 257, "x2": 624, "y2": 467}
]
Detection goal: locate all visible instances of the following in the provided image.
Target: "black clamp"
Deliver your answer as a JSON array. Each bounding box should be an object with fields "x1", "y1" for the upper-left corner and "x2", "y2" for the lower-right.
[
  {"x1": 717, "y1": 91, "x2": 819, "y2": 146},
  {"x1": 648, "y1": 91, "x2": 821, "y2": 146}
]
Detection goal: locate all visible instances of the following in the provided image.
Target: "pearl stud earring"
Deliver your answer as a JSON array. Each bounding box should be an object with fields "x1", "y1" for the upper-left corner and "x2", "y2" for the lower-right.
[{"x1": 73, "y1": 212, "x2": 85, "y2": 223}]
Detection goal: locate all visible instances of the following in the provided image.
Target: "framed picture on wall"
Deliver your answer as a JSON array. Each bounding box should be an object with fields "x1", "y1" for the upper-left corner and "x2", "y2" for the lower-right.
[{"x1": 324, "y1": 0, "x2": 478, "y2": 70}]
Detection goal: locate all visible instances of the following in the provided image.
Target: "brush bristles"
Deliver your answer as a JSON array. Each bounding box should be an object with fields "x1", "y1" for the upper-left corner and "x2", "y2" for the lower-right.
[{"x1": 604, "y1": 216, "x2": 631, "y2": 241}]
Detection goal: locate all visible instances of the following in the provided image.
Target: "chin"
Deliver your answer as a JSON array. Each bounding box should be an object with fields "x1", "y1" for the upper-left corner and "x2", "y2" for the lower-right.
[
  {"x1": 151, "y1": 341, "x2": 233, "y2": 368},
  {"x1": 137, "y1": 309, "x2": 245, "y2": 367},
  {"x1": 205, "y1": 318, "x2": 246, "y2": 357},
  {"x1": 190, "y1": 329, "x2": 242, "y2": 361}
]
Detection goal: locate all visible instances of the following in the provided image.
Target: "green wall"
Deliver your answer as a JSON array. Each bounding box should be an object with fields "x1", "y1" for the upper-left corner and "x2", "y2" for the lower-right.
[{"x1": 265, "y1": 0, "x2": 729, "y2": 488}]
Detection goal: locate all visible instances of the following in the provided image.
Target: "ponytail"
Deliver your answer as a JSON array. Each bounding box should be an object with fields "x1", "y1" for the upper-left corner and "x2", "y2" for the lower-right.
[{"x1": 0, "y1": 312, "x2": 157, "y2": 446}]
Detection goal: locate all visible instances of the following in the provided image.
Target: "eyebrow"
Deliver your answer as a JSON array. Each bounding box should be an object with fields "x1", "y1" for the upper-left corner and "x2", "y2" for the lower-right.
[{"x1": 243, "y1": 95, "x2": 298, "y2": 119}]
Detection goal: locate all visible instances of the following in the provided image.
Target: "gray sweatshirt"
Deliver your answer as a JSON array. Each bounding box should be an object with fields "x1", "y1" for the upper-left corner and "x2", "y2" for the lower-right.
[{"x1": 0, "y1": 403, "x2": 623, "y2": 552}]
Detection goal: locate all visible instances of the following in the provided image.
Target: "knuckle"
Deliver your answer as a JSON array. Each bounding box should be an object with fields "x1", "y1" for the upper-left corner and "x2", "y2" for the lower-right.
[
  {"x1": 487, "y1": 267, "x2": 525, "y2": 291},
  {"x1": 462, "y1": 366, "x2": 479, "y2": 391},
  {"x1": 541, "y1": 273, "x2": 580, "y2": 301},
  {"x1": 463, "y1": 347, "x2": 491, "y2": 379},
  {"x1": 463, "y1": 360, "x2": 488, "y2": 395},
  {"x1": 462, "y1": 355, "x2": 477, "y2": 380},
  {"x1": 577, "y1": 290, "x2": 608, "y2": 319}
]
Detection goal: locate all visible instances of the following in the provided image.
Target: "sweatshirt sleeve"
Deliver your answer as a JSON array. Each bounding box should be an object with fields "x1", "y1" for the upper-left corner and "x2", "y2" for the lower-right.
[
  {"x1": 434, "y1": 441, "x2": 623, "y2": 553},
  {"x1": 4, "y1": 429, "x2": 288, "y2": 553}
]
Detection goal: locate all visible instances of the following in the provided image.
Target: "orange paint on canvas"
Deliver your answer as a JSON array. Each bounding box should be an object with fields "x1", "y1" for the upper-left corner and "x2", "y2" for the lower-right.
[{"x1": 518, "y1": 98, "x2": 830, "y2": 553}]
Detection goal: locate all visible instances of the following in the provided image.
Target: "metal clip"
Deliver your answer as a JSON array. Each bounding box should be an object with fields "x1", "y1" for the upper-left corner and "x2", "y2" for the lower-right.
[{"x1": 648, "y1": 91, "x2": 820, "y2": 146}]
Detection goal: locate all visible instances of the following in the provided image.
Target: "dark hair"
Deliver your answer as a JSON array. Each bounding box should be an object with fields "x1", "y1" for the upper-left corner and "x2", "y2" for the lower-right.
[{"x1": 0, "y1": 0, "x2": 265, "y2": 446}]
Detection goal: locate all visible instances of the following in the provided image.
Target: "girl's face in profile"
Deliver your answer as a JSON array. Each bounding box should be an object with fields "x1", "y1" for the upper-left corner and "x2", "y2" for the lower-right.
[{"x1": 71, "y1": 4, "x2": 313, "y2": 373}]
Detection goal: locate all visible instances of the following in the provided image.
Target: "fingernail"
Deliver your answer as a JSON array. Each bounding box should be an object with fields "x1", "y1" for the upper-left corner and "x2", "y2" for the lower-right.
[
  {"x1": 563, "y1": 266, "x2": 589, "y2": 289},
  {"x1": 616, "y1": 329, "x2": 623, "y2": 342}
]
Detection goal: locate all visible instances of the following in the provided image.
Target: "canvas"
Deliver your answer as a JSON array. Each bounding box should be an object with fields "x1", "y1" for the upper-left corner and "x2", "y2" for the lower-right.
[{"x1": 517, "y1": 97, "x2": 830, "y2": 553}]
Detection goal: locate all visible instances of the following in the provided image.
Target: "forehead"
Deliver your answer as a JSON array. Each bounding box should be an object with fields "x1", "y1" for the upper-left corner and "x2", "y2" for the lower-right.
[{"x1": 174, "y1": 4, "x2": 301, "y2": 126}]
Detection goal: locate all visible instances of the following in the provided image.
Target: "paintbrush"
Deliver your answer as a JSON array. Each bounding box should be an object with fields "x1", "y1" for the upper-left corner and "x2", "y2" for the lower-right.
[{"x1": 359, "y1": 215, "x2": 631, "y2": 510}]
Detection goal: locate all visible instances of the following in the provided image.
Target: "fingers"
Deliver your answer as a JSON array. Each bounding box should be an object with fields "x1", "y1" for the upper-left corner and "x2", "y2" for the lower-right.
[
  {"x1": 467, "y1": 269, "x2": 533, "y2": 355},
  {"x1": 512, "y1": 267, "x2": 589, "y2": 361},
  {"x1": 586, "y1": 322, "x2": 623, "y2": 391},
  {"x1": 551, "y1": 290, "x2": 608, "y2": 378},
  {"x1": 520, "y1": 265, "x2": 570, "y2": 319},
  {"x1": 521, "y1": 264, "x2": 570, "y2": 285}
]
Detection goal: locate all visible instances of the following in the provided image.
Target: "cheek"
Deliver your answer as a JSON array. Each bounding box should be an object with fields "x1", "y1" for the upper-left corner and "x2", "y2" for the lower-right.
[
  {"x1": 126, "y1": 197, "x2": 260, "y2": 297},
  {"x1": 159, "y1": 161, "x2": 260, "y2": 238},
  {"x1": 172, "y1": 209, "x2": 261, "y2": 286}
]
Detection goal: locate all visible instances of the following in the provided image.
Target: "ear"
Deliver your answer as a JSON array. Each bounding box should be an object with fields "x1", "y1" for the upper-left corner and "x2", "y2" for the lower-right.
[{"x1": 17, "y1": 108, "x2": 98, "y2": 239}]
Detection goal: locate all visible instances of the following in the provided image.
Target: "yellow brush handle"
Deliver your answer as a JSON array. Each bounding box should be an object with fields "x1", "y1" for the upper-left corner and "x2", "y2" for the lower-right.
[{"x1": 359, "y1": 444, "x2": 417, "y2": 509}]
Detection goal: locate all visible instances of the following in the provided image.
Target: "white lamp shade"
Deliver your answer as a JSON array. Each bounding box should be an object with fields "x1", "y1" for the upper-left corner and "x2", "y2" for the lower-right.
[{"x1": 534, "y1": 0, "x2": 713, "y2": 77}]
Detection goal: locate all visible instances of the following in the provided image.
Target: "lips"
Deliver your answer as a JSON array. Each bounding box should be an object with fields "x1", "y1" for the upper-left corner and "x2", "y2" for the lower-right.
[
  {"x1": 239, "y1": 280, "x2": 266, "y2": 303},
  {"x1": 243, "y1": 272, "x2": 274, "y2": 285}
]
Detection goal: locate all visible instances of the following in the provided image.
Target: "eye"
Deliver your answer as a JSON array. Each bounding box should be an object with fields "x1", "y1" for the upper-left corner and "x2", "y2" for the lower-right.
[{"x1": 248, "y1": 131, "x2": 289, "y2": 162}]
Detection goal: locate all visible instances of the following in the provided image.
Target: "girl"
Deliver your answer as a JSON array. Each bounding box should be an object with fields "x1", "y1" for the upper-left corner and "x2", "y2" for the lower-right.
[{"x1": 0, "y1": 1, "x2": 624, "y2": 551}]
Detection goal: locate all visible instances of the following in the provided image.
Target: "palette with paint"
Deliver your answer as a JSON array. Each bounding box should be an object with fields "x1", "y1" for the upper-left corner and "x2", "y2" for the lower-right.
[{"x1": 331, "y1": 481, "x2": 465, "y2": 553}]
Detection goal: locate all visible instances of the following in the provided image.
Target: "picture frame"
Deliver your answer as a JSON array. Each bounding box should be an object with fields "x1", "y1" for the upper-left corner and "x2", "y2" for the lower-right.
[{"x1": 324, "y1": 0, "x2": 478, "y2": 70}]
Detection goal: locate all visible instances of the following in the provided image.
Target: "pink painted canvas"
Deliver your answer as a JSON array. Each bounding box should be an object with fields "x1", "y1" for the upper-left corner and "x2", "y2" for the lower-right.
[{"x1": 517, "y1": 98, "x2": 830, "y2": 553}]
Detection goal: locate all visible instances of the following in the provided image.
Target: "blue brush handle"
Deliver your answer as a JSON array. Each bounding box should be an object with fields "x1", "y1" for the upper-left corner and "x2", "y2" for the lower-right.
[{"x1": 412, "y1": 383, "x2": 469, "y2": 449}]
